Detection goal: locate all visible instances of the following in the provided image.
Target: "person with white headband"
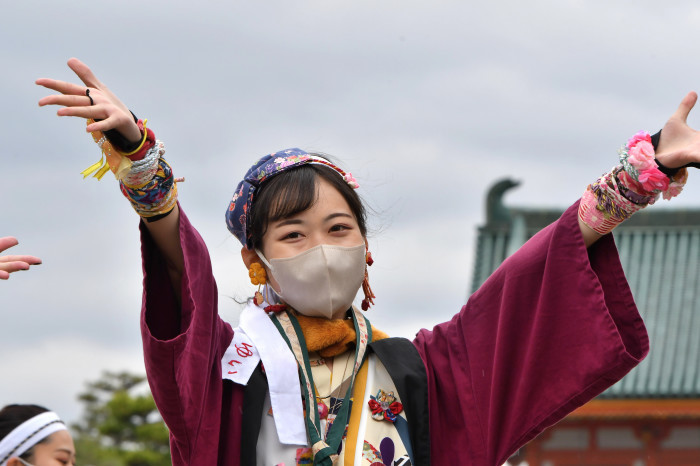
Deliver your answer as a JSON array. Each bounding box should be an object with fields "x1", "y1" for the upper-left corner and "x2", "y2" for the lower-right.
[{"x1": 0, "y1": 405, "x2": 74, "y2": 466}]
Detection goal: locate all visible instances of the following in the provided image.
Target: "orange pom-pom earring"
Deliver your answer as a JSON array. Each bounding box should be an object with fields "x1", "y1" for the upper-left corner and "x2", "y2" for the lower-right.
[
  {"x1": 249, "y1": 262, "x2": 267, "y2": 306},
  {"x1": 361, "y1": 250, "x2": 375, "y2": 311}
]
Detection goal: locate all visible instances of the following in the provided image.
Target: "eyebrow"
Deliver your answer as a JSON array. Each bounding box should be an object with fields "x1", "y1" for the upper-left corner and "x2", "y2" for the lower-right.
[
  {"x1": 273, "y1": 212, "x2": 353, "y2": 228},
  {"x1": 273, "y1": 218, "x2": 303, "y2": 228},
  {"x1": 324, "y1": 213, "x2": 354, "y2": 222}
]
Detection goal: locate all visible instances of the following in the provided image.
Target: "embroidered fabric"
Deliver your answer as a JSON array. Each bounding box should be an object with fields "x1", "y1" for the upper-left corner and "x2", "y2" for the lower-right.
[
  {"x1": 119, "y1": 152, "x2": 179, "y2": 218},
  {"x1": 579, "y1": 167, "x2": 648, "y2": 235},
  {"x1": 254, "y1": 353, "x2": 412, "y2": 466}
]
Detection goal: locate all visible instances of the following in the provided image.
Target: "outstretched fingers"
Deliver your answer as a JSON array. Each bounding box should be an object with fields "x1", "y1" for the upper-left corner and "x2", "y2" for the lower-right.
[
  {"x1": 37, "y1": 58, "x2": 140, "y2": 140},
  {"x1": 38, "y1": 94, "x2": 92, "y2": 108},
  {"x1": 0, "y1": 238, "x2": 41, "y2": 263},
  {"x1": 0, "y1": 255, "x2": 42, "y2": 265},
  {"x1": 672, "y1": 91, "x2": 698, "y2": 124},
  {"x1": 0, "y1": 238, "x2": 41, "y2": 280},
  {"x1": 36, "y1": 57, "x2": 105, "y2": 101},
  {"x1": 0, "y1": 261, "x2": 31, "y2": 279},
  {"x1": 35, "y1": 77, "x2": 88, "y2": 97},
  {"x1": 0, "y1": 237, "x2": 19, "y2": 253},
  {"x1": 56, "y1": 104, "x2": 108, "y2": 120},
  {"x1": 67, "y1": 57, "x2": 103, "y2": 89}
]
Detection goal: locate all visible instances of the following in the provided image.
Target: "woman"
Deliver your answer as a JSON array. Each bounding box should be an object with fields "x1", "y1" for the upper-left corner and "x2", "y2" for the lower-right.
[
  {"x1": 37, "y1": 58, "x2": 700, "y2": 465},
  {"x1": 0, "y1": 405, "x2": 75, "y2": 466}
]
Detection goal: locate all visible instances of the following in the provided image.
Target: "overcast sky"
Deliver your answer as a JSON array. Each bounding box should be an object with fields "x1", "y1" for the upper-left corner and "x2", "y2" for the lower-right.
[{"x1": 4, "y1": 0, "x2": 700, "y2": 425}]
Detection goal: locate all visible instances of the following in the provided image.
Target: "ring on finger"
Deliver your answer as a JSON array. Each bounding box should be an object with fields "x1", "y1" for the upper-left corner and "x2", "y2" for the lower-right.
[{"x1": 86, "y1": 88, "x2": 94, "y2": 106}]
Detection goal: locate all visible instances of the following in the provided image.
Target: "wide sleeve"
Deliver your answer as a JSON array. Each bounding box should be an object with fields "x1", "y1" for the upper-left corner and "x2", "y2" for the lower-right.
[
  {"x1": 412, "y1": 200, "x2": 649, "y2": 466},
  {"x1": 139, "y1": 204, "x2": 235, "y2": 464}
]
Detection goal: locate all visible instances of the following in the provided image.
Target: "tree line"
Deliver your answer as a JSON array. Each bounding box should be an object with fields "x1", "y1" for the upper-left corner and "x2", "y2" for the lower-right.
[{"x1": 71, "y1": 371, "x2": 171, "y2": 466}]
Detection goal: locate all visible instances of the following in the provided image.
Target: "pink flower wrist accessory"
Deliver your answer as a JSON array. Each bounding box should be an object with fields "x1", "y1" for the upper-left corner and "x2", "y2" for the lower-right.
[
  {"x1": 578, "y1": 131, "x2": 688, "y2": 236},
  {"x1": 619, "y1": 131, "x2": 688, "y2": 200}
]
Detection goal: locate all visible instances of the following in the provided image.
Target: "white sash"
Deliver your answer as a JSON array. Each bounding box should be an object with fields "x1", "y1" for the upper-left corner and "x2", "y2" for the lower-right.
[{"x1": 221, "y1": 300, "x2": 307, "y2": 445}]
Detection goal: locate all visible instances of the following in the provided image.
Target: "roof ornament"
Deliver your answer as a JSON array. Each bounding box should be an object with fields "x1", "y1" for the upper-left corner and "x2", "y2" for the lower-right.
[{"x1": 486, "y1": 178, "x2": 520, "y2": 227}]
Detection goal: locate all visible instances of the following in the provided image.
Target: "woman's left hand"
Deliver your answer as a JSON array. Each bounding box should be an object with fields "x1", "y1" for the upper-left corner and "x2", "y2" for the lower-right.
[
  {"x1": 656, "y1": 91, "x2": 700, "y2": 169},
  {"x1": 0, "y1": 237, "x2": 42, "y2": 280}
]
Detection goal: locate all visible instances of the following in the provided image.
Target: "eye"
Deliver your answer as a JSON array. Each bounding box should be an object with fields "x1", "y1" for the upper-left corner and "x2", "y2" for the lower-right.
[
  {"x1": 53, "y1": 453, "x2": 73, "y2": 465},
  {"x1": 282, "y1": 231, "x2": 303, "y2": 240},
  {"x1": 330, "y1": 224, "x2": 351, "y2": 232}
]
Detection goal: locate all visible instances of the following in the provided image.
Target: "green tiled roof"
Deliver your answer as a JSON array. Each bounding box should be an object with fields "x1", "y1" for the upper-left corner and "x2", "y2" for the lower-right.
[{"x1": 471, "y1": 179, "x2": 700, "y2": 398}]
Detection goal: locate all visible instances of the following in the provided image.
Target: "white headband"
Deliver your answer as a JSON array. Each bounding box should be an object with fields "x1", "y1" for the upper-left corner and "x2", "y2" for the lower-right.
[{"x1": 0, "y1": 412, "x2": 66, "y2": 465}]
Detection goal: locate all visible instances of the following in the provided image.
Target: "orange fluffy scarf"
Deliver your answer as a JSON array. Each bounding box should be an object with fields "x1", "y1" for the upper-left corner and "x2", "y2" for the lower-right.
[{"x1": 293, "y1": 312, "x2": 388, "y2": 358}]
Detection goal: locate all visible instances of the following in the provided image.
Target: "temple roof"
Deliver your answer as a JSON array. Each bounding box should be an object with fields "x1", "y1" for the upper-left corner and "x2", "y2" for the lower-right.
[{"x1": 471, "y1": 179, "x2": 700, "y2": 398}]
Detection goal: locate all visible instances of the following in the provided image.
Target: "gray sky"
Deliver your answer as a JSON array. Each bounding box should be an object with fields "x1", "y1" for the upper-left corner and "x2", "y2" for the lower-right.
[{"x1": 4, "y1": 0, "x2": 700, "y2": 425}]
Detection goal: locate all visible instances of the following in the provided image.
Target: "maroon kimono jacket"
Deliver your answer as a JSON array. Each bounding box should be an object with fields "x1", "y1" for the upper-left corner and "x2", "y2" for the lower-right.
[{"x1": 140, "y1": 201, "x2": 648, "y2": 466}]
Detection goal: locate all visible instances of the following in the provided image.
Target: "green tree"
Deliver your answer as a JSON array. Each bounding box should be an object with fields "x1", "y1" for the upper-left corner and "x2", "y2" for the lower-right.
[{"x1": 72, "y1": 371, "x2": 171, "y2": 466}]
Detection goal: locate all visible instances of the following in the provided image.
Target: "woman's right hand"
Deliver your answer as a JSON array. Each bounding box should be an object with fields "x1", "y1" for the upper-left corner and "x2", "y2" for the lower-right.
[
  {"x1": 36, "y1": 58, "x2": 141, "y2": 144},
  {"x1": 37, "y1": 59, "x2": 185, "y2": 302}
]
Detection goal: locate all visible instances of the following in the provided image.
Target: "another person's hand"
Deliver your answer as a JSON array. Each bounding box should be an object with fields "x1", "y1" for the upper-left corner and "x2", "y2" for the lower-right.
[
  {"x1": 0, "y1": 237, "x2": 41, "y2": 280},
  {"x1": 655, "y1": 91, "x2": 700, "y2": 169},
  {"x1": 36, "y1": 58, "x2": 141, "y2": 144}
]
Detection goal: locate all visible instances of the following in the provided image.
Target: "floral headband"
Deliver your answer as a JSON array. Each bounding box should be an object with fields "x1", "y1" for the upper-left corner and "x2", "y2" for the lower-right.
[{"x1": 226, "y1": 148, "x2": 359, "y2": 248}]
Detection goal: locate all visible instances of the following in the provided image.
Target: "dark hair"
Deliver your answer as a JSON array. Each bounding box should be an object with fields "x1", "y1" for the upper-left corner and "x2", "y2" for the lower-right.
[
  {"x1": 248, "y1": 161, "x2": 367, "y2": 250},
  {"x1": 0, "y1": 404, "x2": 51, "y2": 461}
]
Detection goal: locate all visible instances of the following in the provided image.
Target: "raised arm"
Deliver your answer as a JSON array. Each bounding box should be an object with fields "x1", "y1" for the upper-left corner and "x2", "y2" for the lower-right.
[
  {"x1": 36, "y1": 59, "x2": 183, "y2": 299},
  {"x1": 579, "y1": 91, "x2": 700, "y2": 247}
]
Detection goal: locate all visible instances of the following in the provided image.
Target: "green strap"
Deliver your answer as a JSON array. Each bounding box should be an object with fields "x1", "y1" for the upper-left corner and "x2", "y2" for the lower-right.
[{"x1": 271, "y1": 308, "x2": 372, "y2": 466}]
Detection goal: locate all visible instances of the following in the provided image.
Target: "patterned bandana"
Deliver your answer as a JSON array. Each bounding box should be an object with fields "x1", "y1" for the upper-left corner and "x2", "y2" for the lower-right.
[{"x1": 225, "y1": 148, "x2": 358, "y2": 249}]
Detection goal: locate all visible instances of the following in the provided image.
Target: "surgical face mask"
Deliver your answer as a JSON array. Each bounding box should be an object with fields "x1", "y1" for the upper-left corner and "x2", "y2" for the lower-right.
[
  {"x1": 257, "y1": 243, "x2": 366, "y2": 320},
  {"x1": 17, "y1": 458, "x2": 34, "y2": 466}
]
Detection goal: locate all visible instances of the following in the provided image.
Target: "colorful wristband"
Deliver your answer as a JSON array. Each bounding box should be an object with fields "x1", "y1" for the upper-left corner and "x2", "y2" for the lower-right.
[
  {"x1": 579, "y1": 131, "x2": 690, "y2": 236},
  {"x1": 579, "y1": 168, "x2": 647, "y2": 235},
  {"x1": 618, "y1": 131, "x2": 687, "y2": 200},
  {"x1": 120, "y1": 152, "x2": 179, "y2": 218}
]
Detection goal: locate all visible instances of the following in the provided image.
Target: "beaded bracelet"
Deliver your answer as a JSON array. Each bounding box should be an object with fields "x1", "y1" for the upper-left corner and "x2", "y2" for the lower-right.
[{"x1": 121, "y1": 140, "x2": 163, "y2": 188}]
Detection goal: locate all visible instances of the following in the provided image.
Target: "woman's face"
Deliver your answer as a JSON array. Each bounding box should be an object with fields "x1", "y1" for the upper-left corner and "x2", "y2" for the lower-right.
[
  {"x1": 260, "y1": 177, "x2": 365, "y2": 290},
  {"x1": 11, "y1": 430, "x2": 75, "y2": 466}
]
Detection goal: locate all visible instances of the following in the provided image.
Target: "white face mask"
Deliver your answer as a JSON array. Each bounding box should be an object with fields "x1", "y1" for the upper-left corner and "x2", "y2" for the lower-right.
[{"x1": 257, "y1": 244, "x2": 366, "y2": 320}]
